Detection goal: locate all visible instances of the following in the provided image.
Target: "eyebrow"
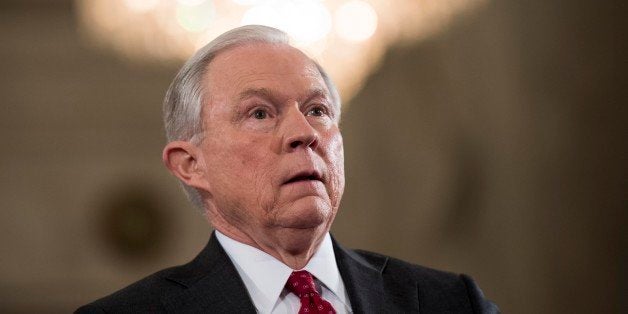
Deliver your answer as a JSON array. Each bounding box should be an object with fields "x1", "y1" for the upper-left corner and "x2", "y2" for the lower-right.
[
  {"x1": 302, "y1": 88, "x2": 329, "y2": 104},
  {"x1": 237, "y1": 87, "x2": 330, "y2": 105},
  {"x1": 237, "y1": 87, "x2": 277, "y2": 103}
]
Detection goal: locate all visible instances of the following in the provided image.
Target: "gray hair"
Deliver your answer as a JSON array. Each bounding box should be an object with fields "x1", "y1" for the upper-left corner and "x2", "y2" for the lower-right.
[{"x1": 163, "y1": 25, "x2": 341, "y2": 210}]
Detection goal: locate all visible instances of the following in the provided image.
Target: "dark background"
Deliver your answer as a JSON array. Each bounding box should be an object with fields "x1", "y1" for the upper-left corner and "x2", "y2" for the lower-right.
[{"x1": 1, "y1": 0, "x2": 626, "y2": 313}]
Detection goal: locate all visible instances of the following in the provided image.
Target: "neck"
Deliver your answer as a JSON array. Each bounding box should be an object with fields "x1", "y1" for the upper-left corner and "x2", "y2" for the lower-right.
[{"x1": 206, "y1": 210, "x2": 329, "y2": 270}]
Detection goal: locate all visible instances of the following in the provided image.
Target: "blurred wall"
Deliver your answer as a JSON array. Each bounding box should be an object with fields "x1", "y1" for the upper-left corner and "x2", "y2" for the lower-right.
[
  {"x1": 1, "y1": 1, "x2": 210, "y2": 312},
  {"x1": 0, "y1": 0, "x2": 625, "y2": 313},
  {"x1": 336, "y1": 1, "x2": 626, "y2": 313}
]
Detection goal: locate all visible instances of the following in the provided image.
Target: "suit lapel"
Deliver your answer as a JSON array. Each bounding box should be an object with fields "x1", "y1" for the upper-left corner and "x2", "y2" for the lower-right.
[
  {"x1": 159, "y1": 232, "x2": 414, "y2": 313},
  {"x1": 161, "y1": 232, "x2": 257, "y2": 313},
  {"x1": 333, "y1": 238, "x2": 391, "y2": 313}
]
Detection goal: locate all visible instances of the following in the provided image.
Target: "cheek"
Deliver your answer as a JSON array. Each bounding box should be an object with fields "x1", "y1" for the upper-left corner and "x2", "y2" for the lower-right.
[
  {"x1": 223, "y1": 138, "x2": 277, "y2": 190},
  {"x1": 204, "y1": 137, "x2": 263, "y2": 183},
  {"x1": 324, "y1": 132, "x2": 345, "y2": 203},
  {"x1": 330, "y1": 137, "x2": 345, "y2": 176}
]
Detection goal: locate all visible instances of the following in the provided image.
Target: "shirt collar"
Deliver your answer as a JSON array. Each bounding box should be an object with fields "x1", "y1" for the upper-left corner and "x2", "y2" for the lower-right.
[{"x1": 215, "y1": 231, "x2": 348, "y2": 313}]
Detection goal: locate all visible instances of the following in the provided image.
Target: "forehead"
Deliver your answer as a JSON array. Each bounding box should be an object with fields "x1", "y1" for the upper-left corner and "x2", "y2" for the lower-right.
[{"x1": 204, "y1": 43, "x2": 327, "y2": 99}]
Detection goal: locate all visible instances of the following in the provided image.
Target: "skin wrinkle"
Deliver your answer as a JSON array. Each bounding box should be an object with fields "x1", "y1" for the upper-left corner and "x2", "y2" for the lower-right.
[{"x1": 179, "y1": 42, "x2": 344, "y2": 269}]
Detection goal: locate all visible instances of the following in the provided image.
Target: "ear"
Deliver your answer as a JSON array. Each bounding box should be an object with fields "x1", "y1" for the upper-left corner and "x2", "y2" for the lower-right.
[{"x1": 162, "y1": 141, "x2": 211, "y2": 192}]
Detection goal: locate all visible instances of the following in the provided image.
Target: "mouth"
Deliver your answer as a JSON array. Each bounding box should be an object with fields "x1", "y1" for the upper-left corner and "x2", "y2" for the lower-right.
[{"x1": 283, "y1": 170, "x2": 323, "y2": 185}]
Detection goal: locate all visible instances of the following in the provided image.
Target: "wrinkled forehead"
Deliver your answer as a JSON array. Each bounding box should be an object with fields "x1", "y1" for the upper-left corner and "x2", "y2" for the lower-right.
[{"x1": 203, "y1": 43, "x2": 331, "y2": 102}]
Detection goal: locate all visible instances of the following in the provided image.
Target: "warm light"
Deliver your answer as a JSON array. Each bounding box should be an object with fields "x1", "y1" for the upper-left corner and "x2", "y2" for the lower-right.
[
  {"x1": 176, "y1": 1, "x2": 215, "y2": 33},
  {"x1": 76, "y1": 0, "x2": 488, "y2": 104},
  {"x1": 241, "y1": 0, "x2": 332, "y2": 46},
  {"x1": 231, "y1": 0, "x2": 264, "y2": 5},
  {"x1": 284, "y1": 1, "x2": 332, "y2": 45},
  {"x1": 241, "y1": 5, "x2": 280, "y2": 29},
  {"x1": 123, "y1": 0, "x2": 160, "y2": 13},
  {"x1": 335, "y1": 0, "x2": 378, "y2": 42},
  {"x1": 177, "y1": 0, "x2": 206, "y2": 5}
]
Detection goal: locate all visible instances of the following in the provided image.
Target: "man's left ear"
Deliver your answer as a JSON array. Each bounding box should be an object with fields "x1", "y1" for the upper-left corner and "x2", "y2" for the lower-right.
[{"x1": 162, "y1": 141, "x2": 210, "y2": 192}]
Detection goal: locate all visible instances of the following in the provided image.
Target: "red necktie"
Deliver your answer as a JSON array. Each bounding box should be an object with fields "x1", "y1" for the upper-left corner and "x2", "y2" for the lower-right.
[{"x1": 285, "y1": 270, "x2": 337, "y2": 314}]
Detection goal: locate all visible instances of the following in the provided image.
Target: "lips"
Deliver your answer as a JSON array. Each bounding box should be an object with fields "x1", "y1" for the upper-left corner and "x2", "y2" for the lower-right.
[{"x1": 283, "y1": 170, "x2": 323, "y2": 185}]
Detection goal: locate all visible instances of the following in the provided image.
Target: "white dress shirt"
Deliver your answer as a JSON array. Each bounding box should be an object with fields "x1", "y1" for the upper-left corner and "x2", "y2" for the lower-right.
[{"x1": 215, "y1": 231, "x2": 353, "y2": 314}]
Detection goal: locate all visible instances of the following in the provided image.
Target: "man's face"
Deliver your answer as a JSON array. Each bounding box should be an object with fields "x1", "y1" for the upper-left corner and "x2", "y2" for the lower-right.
[{"x1": 197, "y1": 43, "x2": 344, "y2": 244}]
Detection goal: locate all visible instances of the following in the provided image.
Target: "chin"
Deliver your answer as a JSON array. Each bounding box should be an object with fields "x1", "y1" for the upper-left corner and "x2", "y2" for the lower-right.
[{"x1": 273, "y1": 198, "x2": 333, "y2": 230}]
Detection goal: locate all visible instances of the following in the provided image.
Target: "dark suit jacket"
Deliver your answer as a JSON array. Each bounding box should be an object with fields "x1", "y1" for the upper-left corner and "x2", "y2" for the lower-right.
[{"x1": 76, "y1": 233, "x2": 499, "y2": 313}]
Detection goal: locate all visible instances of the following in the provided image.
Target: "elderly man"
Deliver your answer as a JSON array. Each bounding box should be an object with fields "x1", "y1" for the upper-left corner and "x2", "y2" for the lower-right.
[{"x1": 77, "y1": 25, "x2": 498, "y2": 313}]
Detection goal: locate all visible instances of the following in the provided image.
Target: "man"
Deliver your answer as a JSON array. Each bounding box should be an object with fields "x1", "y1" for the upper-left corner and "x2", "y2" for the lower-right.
[{"x1": 77, "y1": 25, "x2": 498, "y2": 313}]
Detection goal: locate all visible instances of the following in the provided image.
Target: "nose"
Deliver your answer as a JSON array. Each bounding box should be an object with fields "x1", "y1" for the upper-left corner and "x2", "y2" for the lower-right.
[{"x1": 281, "y1": 108, "x2": 319, "y2": 152}]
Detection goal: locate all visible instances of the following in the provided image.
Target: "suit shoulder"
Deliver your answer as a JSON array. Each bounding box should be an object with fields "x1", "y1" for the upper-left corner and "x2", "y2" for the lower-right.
[
  {"x1": 76, "y1": 266, "x2": 186, "y2": 313},
  {"x1": 351, "y1": 249, "x2": 499, "y2": 313},
  {"x1": 352, "y1": 248, "x2": 459, "y2": 282}
]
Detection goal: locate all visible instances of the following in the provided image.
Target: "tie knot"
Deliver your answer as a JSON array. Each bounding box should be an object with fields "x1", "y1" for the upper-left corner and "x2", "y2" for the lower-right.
[
  {"x1": 285, "y1": 270, "x2": 318, "y2": 296},
  {"x1": 285, "y1": 270, "x2": 337, "y2": 314}
]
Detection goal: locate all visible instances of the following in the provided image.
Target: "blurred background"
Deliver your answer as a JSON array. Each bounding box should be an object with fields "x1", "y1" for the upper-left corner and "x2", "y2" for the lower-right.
[{"x1": 1, "y1": 0, "x2": 626, "y2": 313}]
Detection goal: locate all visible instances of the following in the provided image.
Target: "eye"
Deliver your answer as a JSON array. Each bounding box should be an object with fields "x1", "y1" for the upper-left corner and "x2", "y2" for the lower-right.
[
  {"x1": 252, "y1": 108, "x2": 268, "y2": 119},
  {"x1": 306, "y1": 106, "x2": 327, "y2": 117}
]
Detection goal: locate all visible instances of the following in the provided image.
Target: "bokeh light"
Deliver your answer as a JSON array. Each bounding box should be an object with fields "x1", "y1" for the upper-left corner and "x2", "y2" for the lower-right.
[
  {"x1": 241, "y1": 4, "x2": 280, "y2": 29},
  {"x1": 76, "y1": 0, "x2": 488, "y2": 104},
  {"x1": 123, "y1": 0, "x2": 160, "y2": 13},
  {"x1": 335, "y1": 0, "x2": 378, "y2": 42},
  {"x1": 230, "y1": 0, "x2": 265, "y2": 5},
  {"x1": 177, "y1": 0, "x2": 206, "y2": 5},
  {"x1": 176, "y1": 0, "x2": 215, "y2": 33},
  {"x1": 242, "y1": 1, "x2": 331, "y2": 45}
]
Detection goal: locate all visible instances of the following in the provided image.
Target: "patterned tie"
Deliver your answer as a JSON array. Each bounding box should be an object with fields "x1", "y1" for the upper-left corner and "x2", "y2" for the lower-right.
[{"x1": 285, "y1": 270, "x2": 337, "y2": 314}]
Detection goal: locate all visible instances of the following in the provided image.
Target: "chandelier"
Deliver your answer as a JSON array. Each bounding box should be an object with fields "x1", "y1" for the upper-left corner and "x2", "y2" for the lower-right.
[{"x1": 75, "y1": 0, "x2": 485, "y2": 103}]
